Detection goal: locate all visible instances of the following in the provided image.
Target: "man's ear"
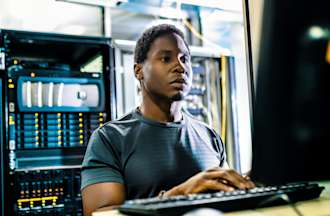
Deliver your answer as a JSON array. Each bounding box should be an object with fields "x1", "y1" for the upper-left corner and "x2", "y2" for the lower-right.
[{"x1": 134, "y1": 63, "x2": 143, "y2": 81}]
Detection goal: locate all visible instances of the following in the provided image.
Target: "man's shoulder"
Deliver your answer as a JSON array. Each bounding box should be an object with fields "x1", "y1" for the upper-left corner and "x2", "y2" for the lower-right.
[
  {"x1": 114, "y1": 110, "x2": 139, "y2": 122},
  {"x1": 183, "y1": 111, "x2": 212, "y2": 129},
  {"x1": 98, "y1": 110, "x2": 142, "y2": 134},
  {"x1": 183, "y1": 111, "x2": 220, "y2": 139}
]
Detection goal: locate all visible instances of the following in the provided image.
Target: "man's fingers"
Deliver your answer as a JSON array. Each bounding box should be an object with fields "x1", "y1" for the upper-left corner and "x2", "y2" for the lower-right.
[
  {"x1": 217, "y1": 171, "x2": 249, "y2": 190},
  {"x1": 204, "y1": 169, "x2": 254, "y2": 190},
  {"x1": 243, "y1": 175, "x2": 250, "y2": 180},
  {"x1": 204, "y1": 179, "x2": 235, "y2": 192},
  {"x1": 242, "y1": 175, "x2": 256, "y2": 188},
  {"x1": 243, "y1": 175, "x2": 256, "y2": 188}
]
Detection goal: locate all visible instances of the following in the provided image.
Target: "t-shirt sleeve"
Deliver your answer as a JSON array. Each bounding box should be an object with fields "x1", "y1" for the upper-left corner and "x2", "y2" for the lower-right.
[{"x1": 81, "y1": 127, "x2": 124, "y2": 190}]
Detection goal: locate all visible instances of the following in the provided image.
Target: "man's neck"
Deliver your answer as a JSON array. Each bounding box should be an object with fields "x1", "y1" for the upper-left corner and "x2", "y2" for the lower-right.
[{"x1": 139, "y1": 97, "x2": 183, "y2": 123}]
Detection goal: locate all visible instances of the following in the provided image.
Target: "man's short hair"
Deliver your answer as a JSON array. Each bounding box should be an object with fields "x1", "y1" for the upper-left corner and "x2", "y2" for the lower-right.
[{"x1": 134, "y1": 24, "x2": 189, "y2": 64}]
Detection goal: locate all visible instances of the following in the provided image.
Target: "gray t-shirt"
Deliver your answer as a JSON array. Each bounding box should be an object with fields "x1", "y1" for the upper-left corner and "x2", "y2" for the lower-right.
[{"x1": 81, "y1": 109, "x2": 226, "y2": 199}]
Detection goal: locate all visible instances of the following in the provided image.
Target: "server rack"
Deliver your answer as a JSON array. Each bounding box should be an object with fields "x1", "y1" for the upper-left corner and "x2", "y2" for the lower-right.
[{"x1": 0, "y1": 29, "x2": 116, "y2": 216}]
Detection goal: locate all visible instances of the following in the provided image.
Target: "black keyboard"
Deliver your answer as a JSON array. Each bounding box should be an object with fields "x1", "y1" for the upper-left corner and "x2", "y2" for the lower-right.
[{"x1": 119, "y1": 182, "x2": 325, "y2": 216}]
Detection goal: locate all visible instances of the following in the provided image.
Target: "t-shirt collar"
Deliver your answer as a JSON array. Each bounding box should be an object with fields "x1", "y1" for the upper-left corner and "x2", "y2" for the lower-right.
[{"x1": 134, "y1": 107, "x2": 185, "y2": 128}]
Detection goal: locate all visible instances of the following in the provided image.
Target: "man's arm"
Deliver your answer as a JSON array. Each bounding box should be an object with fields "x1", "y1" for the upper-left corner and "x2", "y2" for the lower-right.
[
  {"x1": 163, "y1": 167, "x2": 255, "y2": 197},
  {"x1": 82, "y1": 168, "x2": 254, "y2": 216},
  {"x1": 82, "y1": 182, "x2": 125, "y2": 216}
]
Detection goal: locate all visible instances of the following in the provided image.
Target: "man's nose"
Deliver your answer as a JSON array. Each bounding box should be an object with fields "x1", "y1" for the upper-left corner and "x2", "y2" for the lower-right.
[
  {"x1": 175, "y1": 65, "x2": 184, "y2": 73},
  {"x1": 175, "y1": 55, "x2": 185, "y2": 73}
]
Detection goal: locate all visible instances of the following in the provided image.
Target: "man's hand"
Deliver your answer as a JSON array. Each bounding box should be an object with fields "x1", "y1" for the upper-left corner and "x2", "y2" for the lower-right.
[{"x1": 164, "y1": 167, "x2": 255, "y2": 196}]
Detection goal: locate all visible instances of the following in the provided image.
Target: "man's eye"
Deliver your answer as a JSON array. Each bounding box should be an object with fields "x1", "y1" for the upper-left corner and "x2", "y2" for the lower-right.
[
  {"x1": 161, "y1": 56, "x2": 171, "y2": 63},
  {"x1": 181, "y1": 56, "x2": 186, "y2": 63},
  {"x1": 180, "y1": 55, "x2": 189, "y2": 63}
]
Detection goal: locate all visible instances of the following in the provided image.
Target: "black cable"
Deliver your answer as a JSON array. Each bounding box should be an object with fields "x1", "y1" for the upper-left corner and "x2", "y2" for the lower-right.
[
  {"x1": 280, "y1": 194, "x2": 304, "y2": 216},
  {"x1": 256, "y1": 193, "x2": 304, "y2": 216}
]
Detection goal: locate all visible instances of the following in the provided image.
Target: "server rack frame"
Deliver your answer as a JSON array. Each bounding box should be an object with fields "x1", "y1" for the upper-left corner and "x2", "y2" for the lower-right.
[{"x1": 0, "y1": 29, "x2": 117, "y2": 216}]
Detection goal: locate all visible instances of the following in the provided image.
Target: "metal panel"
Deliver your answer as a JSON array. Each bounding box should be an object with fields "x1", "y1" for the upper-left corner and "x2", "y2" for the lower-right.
[
  {"x1": 0, "y1": 78, "x2": 4, "y2": 216},
  {"x1": 221, "y1": 56, "x2": 241, "y2": 172}
]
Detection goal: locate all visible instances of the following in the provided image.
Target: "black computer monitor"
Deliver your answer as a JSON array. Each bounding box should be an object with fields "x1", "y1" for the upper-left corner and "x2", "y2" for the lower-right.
[{"x1": 251, "y1": 0, "x2": 330, "y2": 185}]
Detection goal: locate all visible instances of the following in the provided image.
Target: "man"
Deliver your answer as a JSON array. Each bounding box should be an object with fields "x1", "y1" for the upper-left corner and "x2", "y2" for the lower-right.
[{"x1": 81, "y1": 24, "x2": 254, "y2": 216}]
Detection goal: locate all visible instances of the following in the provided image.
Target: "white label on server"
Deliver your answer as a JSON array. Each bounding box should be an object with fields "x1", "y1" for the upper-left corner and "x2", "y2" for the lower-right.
[{"x1": 0, "y1": 52, "x2": 4, "y2": 70}]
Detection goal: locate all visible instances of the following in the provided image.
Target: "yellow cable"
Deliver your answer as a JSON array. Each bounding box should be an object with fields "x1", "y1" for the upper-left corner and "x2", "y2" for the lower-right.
[
  {"x1": 182, "y1": 19, "x2": 204, "y2": 40},
  {"x1": 182, "y1": 19, "x2": 228, "y2": 53},
  {"x1": 326, "y1": 40, "x2": 330, "y2": 64}
]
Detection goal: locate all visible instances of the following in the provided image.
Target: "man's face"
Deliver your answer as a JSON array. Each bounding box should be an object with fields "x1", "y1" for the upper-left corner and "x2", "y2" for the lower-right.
[{"x1": 138, "y1": 33, "x2": 192, "y2": 102}]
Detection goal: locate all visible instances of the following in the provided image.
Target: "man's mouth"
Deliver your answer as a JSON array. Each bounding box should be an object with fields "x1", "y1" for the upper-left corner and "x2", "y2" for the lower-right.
[{"x1": 170, "y1": 78, "x2": 187, "y2": 84}]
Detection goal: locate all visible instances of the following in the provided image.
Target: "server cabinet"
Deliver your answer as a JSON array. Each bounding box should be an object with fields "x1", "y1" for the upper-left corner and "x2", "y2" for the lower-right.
[{"x1": 0, "y1": 30, "x2": 116, "y2": 216}]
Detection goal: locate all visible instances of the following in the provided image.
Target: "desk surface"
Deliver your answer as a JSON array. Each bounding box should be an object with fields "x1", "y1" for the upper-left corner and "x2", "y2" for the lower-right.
[{"x1": 93, "y1": 181, "x2": 330, "y2": 216}]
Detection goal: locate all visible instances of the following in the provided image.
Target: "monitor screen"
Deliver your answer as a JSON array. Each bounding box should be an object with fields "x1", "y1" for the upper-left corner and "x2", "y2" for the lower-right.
[{"x1": 251, "y1": 0, "x2": 330, "y2": 185}]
